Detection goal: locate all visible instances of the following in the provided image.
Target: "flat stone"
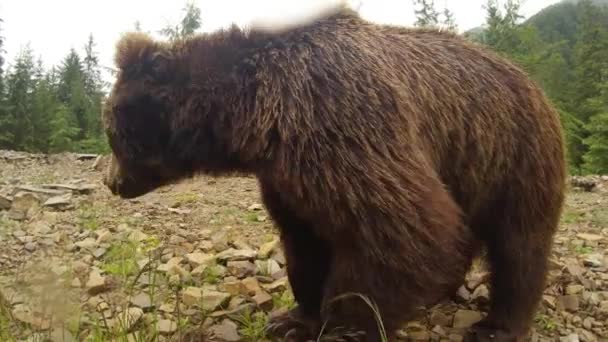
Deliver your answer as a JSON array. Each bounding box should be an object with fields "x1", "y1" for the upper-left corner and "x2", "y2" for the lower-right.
[
  {"x1": 157, "y1": 257, "x2": 184, "y2": 272},
  {"x1": 182, "y1": 287, "x2": 203, "y2": 306},
  {"x1": 117, "y1": 307, "x2": 143, "y2": 331},
  {"x1": 8, "y1": 192, "x2": 40, "y2": 220},
  {"x1": 216, "y1": 248, "x2": 258, "y2": 262},
  {"x1": 567, "y1": 285, "x2": 585, "y2": 295},
  {"x1": 577, "y1": 233, "x2": 604, "y2": 242},
  {"x1": 156, "y1": 319, "x2": 178, "y2": 335},
  {"x1": 471, "y1": 284, "x2": 490, "y2": 305},
  {"x1": 185, "y1": 252, "x2": 215, "y2": 267},
  {"x1": 209, "y1": 319, "x2": 241, "y2": 341},
  {"x1": 218, "y1": 280, "x2": 245, "y2": 296},
  {"x1": 560, "y1": 334, "x2": 580, "y2": 342},
  {"x1": 252, "y1": 291, "x2": 273, "y2": 311},
  {"x1": 202, "y1": 290, "x2": 231, "y2": 311},
  {"x1": 258, "y1": 238, "x2": 280, "y2": 259},
  {"x1": 429, "y1": 311, "x2": 451, "y2": 326},
  {"x1": 248, "y1": 203, "x2": 263, "y2": 211},
  {"x1": 44, "y1": 193, "x2": 72, "y2": 207},
  {"x1": 241, "y1": 277, "x2": 262, "y2": 296},
  {"x1": 86, "y1": 270, "x2": 108, "y2": 295},
  {"x1": 227, "y1": 260, "x2": 256, "y2": 278},
  {"x1": 452, "y1": 310, "x2": 483, "y2": 329},
  {"x1": 129, "y1": 292, "x2": 155, "y2": 311},
  {"x1": 558, "y1": 295, "x2": 580, "y2": 312},
  {"x1": 409, "y1": 331, "x2": 431, "y2": 341},
  {"x1": 75, "y1": 238, "x2": 97, "y2": 250},
  {"x1": 0, "y1": 194, "x2": 11, "y2": 210},
  {"x1": 263, "y1": 277, "x2": 289, "y2": 293},
  {"x1": 255, "y1": 259, "x2": 281, "y2": 276}
]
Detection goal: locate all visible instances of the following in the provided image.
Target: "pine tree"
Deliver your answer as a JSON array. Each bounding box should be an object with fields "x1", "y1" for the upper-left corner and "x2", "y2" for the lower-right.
[
  {"x1": 0, "y1": 17, "x2": 10, "y2": 149},
  {"x1": 31, "y1": 60, "x2": 59, "y2": 152},
  {"x1": 442, "y1": 7, "x2": 458, "y2": 32},
  {"x1": 57, "y1": 48, "x2": 88, "y2": 141},
  {"x1": 4, "y1": 45, "x2": 36, "y2": 150},
  {"x1": 49, "y1": 104, "x2": 79, "y2": 152},
  {"x1": 81, "y1": 34, "x2": 106, "y2": 152},
  {"x1": 160, "y1": 1, "x2": 202, "y2": 42},
  {"x1": 413, "y1": 0, "x2": 439, "y2": 28}
]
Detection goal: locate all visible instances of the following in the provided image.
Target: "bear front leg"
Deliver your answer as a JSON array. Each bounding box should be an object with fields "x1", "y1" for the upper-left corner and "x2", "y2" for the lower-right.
[{"x1": 260, "y1": 183, "x2": 332, "y2": 341}]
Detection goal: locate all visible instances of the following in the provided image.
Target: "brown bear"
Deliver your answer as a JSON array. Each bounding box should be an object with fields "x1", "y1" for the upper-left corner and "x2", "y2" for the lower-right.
[{"x1": 102, "y1": 5, "x2": 566, "y2": 342}]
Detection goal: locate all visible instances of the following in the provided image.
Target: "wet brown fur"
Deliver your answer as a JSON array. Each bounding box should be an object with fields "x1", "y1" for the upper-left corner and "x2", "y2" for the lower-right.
[{"x1": 103, "y1": 7, "x2": 566, "y2": 342}]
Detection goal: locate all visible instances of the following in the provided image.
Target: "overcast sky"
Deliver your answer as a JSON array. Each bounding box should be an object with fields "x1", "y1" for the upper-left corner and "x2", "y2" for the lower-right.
[{"x1": 1, "y1": 0, "x2": 561, "y2": 76}]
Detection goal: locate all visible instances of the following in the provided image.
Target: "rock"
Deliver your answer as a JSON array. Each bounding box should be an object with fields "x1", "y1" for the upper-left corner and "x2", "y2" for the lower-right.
[
  {"x1": 12, "y1": 304, "x2": 50, "y2": 330},
  {"x1": 129, "y1": 292, "x2": 155, "y2": 311},
  {"x1": 202, "y1": 290, "x2": 231, "y2": 311},
  {"x1": 455, "y1": 285, "x2": 471, "y2": 302},
  {"x1": 258, "y1": 238, "x2": 280, "y2": 259},
  {"x1": 571, "y1": 177, "x2": 596, "y2": 192},
  {"x1": 583, "y1": 254, "x2": 604, "y2": 268},
  {"x1": 578, "y1": 329, "x2": 596, "y2": 342},
  {"x1": 263, "y1": 277, "x2": 289, "y2": 293},
  {"x1": 182, "y1": 287, "x2": 203, "y2": 306},
  {"x1": 44, "y1": 193, "x2": 72, "y2": 207},
  {"x1": 216, "y1": 248, "x2": 257, "y2": 262},
  {"x1": 128, "y1": 229, "x2": 149, "y2": 243},
  {"x1": 471, "y1": 284, "x2": 490, "y2": 305},
  {"x1": 448, "y1": 334, "x2": 464, "y2": 342},
  {"x1": 560, "y1": 334, "x2": 580, "y2": 342},
  {"x1": 255, "y1": 259, "x2": 282, "y2": 276},
  {"x1": 248, "y1": 203, "x2": 263, "y2": 211},
  {"x1": 409, "y1": 331, "x2": 431, "y2": 341},
  {"x1": 256, "y1": 215, "x2": 267, "y2": 222},
  {"x1": 452, "y1": 310, "x2": 483, "y2": 329},
  {"x1": 271, "y1": 248, "x2": 286, "y2": 265},
  {"x1": 72, "y1": 260, "x2": 90, "y2": 275},
  {"x1": 466, "y1": 271, "x2": 490, "y2": 291},
  {"x1": 567, "y1": 285, "x2": 585, "y2": 295},
  {"x1": 50, "y1": 327, "x2": 75, "y2": 342},
  {"x1": 185, "y1": 252, "x2": 215, "y2": 268},
  {"x1": 92, "y1": 155, "x2": 105, "y2": 170},
  {"x1": 24, "y1": 242, "x2": 37, "y2": 252},
  {"x1": 577, "y1": 233, "x2": 604, "y2": 242},
  {"x1": 252, "y1": 291, "x2": 273, "y2": 311},
  {"x1": 86, "y1": 270, "x2": 108, "y2": 295},
  {"x1": 212, "y1": 231, "x2": 230, "y2": 252},
  {"x1": 219, "y1": 280, "x2": 245, "y2": 295},
  {"x1": 198, "y1": 240, "x2": 214, "y2": 252},
  {"x1": 241, "y1": 277, "x2": 262, "y2": 296},
  {"x1": 429, "y1": 311, "x2": 451, "y2": 327},
  {"x1": 157, "y1": 257, "x2": 184, "y2": 272},
  {"x1": 117, "y1": 307, "x2": 143, "y2": 331},
  {"x1": 210, "y1": 319, "x2": 241, "y2": 341},
  {"x1": 75, "y1": 237, "x2": 97, "y2": 250},
  {"x1": 95, "y1": 229, "x2": 113, "y2": 244},
  {"x1": 583, "y1": 317, "x2": 594, "y2": 330},
  {"x1": 8, "y1": 192, "x2": 40, "y2": 220},
  {"x1": 558, "y1": 295, "x2": 580, "y2": 312},
  {"x1": 156, "y1": 319, "x2": 178, "y2": 335},
  {"x1": 71, "y1": 278, "x2": 81, "y2": 288},
  {"x1": 0, "y1": 194, "x2": 12, "y2": 210},
  {"x1": 542, "y1": 295, "x2": 557, "y2": 309},
  {"x1": 159, "y1": 302, "x2": 175, "y2": 313},
  {"x1": 227, "y1": 260, "x2": 256, "y2": 278}
]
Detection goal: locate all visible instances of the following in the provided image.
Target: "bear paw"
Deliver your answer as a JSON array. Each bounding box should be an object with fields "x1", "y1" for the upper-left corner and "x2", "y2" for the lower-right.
[{"x1": 265, "y1": 307, "x2": 318, "y2": 341}]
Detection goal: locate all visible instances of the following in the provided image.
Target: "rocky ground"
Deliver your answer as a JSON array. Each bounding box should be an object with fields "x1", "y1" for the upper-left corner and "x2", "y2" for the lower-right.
[{"x1": 0, "y1": 150, "x2": 607, "y2": 342}]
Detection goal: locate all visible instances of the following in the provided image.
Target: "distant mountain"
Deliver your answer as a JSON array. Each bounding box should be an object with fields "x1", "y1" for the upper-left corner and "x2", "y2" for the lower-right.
[
  {"x1": 464, "y1": 0, "x2": 608, "y2": 42},
  {"x1": 526, "y1": 0, "x2": 608, "y2": 46}
]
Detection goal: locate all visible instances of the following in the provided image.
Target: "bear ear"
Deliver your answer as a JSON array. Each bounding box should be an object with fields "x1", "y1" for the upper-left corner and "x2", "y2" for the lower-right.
[{"x1": 114, "y1": 32, "x2": 174, "y2": 81}]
